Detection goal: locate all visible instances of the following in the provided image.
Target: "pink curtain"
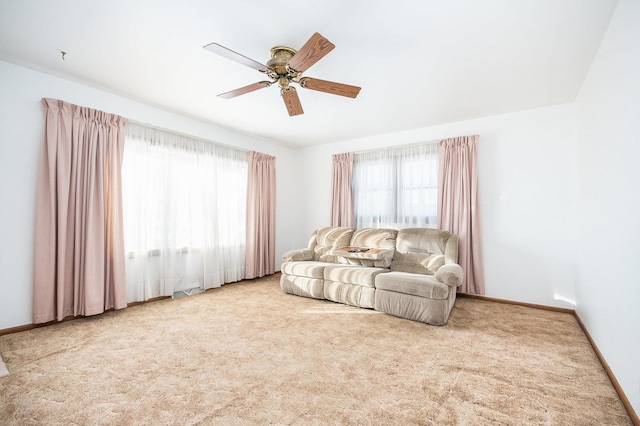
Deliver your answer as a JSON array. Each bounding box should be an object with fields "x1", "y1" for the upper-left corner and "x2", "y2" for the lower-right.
[
  {"x1": 245, "y1": 151, "x2": 276, "y2": 279},
  {"x1": 437, "y1": 135, "x2": 485, "y2": 294},
  {"x1": 331, "y1": 153, "x2": 355, "y2": 227},
  {"x1": 33, "y1": 98, "x2": 128, "y2": 323}
]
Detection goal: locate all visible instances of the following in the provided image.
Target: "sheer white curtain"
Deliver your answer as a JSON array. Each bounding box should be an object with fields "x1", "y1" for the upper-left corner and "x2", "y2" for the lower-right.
[
  {"x1": 121, "y1": 124, "x2": 248, "y2": 301},
  {"x1": 353, "y1": 142, "x2": 439, "y2": 229}
]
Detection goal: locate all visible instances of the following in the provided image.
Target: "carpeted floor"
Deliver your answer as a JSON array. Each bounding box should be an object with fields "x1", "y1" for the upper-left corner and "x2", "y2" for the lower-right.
[
  {"x1": 0, "y1": 274, "x2": 632, "y2": 425},
  {"x1": 0, "y1": 354, "x2": 8, "y2": 377}
]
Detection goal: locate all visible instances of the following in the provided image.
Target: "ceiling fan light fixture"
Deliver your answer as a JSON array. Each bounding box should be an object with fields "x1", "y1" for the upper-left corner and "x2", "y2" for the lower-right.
[{"x1": 277, "y1": 77, "x2": 290, "y2": 89}]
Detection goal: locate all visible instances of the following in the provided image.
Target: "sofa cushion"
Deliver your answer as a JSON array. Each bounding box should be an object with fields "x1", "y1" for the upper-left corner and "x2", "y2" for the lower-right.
[
  {"x1": 281, "y1": 261, "x2": 331, "y2": 280},
  {"x1": 391, "y1": 228, "x2": 452, "y2": 275},
  {"x1": 350, "y1": 227, "x2": 397, "y2": 248},
  {"x1": 336, "y1": 228, "x2": 397, "y2": 267},
  {"x1": 324, "y1": 264, "x2": 390, "y2": 288},
  {"x1": 420, "y1": 254, "x2": 445, "y2": 274},
  {"x1": 375, "y1": 271, "x2": 450, "y2": 300},
  {"x1": 312, "y1": 226, "x2": 355, "y2": 263}
]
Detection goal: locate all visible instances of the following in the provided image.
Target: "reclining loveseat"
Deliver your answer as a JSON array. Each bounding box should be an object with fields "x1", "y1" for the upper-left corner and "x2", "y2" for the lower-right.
[{"x1": 280, "y1": 226, "x2": 464, "y2": 325}]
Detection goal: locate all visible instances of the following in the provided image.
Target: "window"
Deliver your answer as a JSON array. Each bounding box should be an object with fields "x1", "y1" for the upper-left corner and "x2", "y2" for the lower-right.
[
  {"x1": 352, "y1": 142, "x2": 439, "y2": 229},
  {"x1": 121, "y1": 124, "x2": 248, "y2": 301}
]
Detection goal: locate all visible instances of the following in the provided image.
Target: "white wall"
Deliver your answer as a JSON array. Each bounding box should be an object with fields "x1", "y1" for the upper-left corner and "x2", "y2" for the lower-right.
[
  {"x1": 0, "y1": 56, "x2": 580, "y2": 328},
  {"x1": 292, "y1": 103, "x2": 578, "y2": 309},
  {"x1": 0, "y1": 60, "x2": 297, "y2": 330},
  {"x1": 574, "y1": 0, "x2": 640, "y2": 415}
]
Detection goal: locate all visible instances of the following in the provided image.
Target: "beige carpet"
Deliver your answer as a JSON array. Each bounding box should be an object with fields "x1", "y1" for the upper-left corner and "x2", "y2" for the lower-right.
[
  {"x1": 0, "y1": 274, "x2": 632, "y2": 425},
  {"x1": 0, "y1": 354, "x2": 8, "y2": 377}
]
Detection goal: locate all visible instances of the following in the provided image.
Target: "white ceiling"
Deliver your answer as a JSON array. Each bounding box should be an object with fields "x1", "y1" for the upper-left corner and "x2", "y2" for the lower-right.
[{"x1": 0, "y1": 0, "x2": 618, "y2": 148}]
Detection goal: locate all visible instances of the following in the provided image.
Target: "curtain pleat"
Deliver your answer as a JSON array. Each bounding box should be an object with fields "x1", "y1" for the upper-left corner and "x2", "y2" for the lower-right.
[
  {"x1": 245, "y1": 151, "x2": 276, "y2": 279},
  {"x1": 331, "y1": 153, "x2": 355, "y2": 227},
  {"x1": 33, "y1": 98, "x2": 128, "y2": 323},
  {"x1": 437, "y1": 135, "x2": 485, "y2": 294}
]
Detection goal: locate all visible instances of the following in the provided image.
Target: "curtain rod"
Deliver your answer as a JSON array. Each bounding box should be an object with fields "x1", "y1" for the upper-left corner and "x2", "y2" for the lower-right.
[
  {"x1": 127, "y1": 119, "x2": 250, "y2": 153},
  {"x1": 351, "y1": 138, "x2": 440, "y2": 155}
]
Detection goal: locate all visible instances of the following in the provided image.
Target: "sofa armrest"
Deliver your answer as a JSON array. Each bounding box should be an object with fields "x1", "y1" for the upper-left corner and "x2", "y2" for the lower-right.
[
  {"x1": 435, "y1": 263, "x2": 464, "y2": 287},
  {"x1": 282, "y1": 248, "x2": 314, "y2": 262}
]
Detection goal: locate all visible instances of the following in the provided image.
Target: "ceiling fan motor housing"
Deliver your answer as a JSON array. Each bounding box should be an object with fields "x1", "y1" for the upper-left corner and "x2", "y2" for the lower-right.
[{"x1": 267, "y1": 46, "x2": 297, "y2": 76}]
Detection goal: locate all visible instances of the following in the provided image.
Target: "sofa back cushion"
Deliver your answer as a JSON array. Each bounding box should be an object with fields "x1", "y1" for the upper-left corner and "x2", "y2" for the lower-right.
[
  {"x1": 310, "y1": 226, "x2": 355, "y2": 263},
  {"x1": 339, "y1": 228, "x2": 398, "y2": 267},
  {"x1": 349, "y1": 228, "x2": 397, "y2": 248},
  {"x1": 390, "y1": 228, "x2": 458, "y2": 275}
]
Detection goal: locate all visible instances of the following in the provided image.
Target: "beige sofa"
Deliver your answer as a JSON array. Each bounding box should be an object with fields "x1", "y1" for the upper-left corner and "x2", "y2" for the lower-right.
[{"x1": 280, "y1": 226, "x2": 464, "y2": 325}]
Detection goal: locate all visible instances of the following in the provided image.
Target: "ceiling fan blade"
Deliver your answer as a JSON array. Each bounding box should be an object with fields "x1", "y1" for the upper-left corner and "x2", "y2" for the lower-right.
[
  {"x1": 286, "y1": 32, "x2": 335, "y2": 73},
  {"x1": 281, "y1": 87, "x2": 304, "y2": 116},
  {"x1": 299, "y1": 77, "x2": 361, "y2": 98},
  {"x1": 218, "y1": 81, "x2": 272, "y2": 99},
  {"x1": 203, "y1": 42, "x2": 269, "y2": 73}
]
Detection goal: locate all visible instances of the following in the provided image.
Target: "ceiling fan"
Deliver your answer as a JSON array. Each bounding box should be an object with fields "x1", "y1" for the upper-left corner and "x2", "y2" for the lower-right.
[{"x1": 203, "y1": 33, "x2": 361, "y2": 116}]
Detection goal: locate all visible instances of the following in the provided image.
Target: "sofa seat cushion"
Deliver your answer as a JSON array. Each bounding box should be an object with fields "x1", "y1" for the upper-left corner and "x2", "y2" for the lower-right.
[
  {"x1": 323, "y1": 264, "x2": 390, "y2": 288},
  {"x1": 281, "y1": 261, "x2": 331, "y2": 279},
  {"x1": 375, "y1": 271, "x2": 450, "y2": 300}
]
